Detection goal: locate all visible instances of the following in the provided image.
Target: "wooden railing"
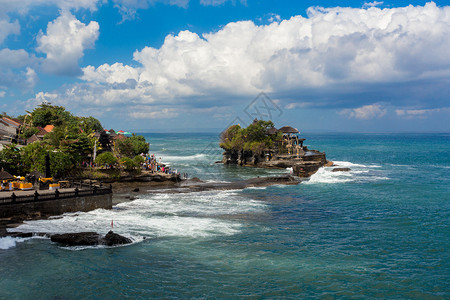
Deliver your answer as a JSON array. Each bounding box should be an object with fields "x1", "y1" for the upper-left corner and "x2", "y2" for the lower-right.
[{"x1": 0, "y1": 185, "x2": 112, "y2": 205}]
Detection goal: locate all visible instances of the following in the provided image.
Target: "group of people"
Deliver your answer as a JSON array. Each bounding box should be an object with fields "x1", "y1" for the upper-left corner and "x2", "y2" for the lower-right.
[{"x1": 141, "y1": 154, "x2": 187, "y2": 178}]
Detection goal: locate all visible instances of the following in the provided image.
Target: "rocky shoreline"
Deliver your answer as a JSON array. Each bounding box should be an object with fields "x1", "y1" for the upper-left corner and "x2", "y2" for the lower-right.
[{"x1": 0, "y1": 175, "x2": 301, "y2": 239}]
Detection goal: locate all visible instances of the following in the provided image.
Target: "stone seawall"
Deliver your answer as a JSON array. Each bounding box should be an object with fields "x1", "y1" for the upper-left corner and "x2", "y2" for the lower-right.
[{"x1": 0, "y1": 193, "x2": 112, "y2": 219}]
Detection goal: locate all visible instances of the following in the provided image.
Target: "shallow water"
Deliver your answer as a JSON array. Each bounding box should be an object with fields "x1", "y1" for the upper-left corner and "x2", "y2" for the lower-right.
[{"x1": 1, "y1": 132, "x2": 449, "y2": 298}]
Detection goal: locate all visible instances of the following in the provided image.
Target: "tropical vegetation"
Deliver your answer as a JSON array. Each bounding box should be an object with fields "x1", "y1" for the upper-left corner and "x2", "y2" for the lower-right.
[
  {"x1": 219, "y1": 120, "x2": 282, "y2": 155},
  {"x1": 0, "y1": 103, "x2": 149, "y2": 178}
]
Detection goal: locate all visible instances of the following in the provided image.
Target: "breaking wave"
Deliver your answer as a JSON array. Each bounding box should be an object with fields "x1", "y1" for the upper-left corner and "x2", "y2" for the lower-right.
[
  {"x1": 305, "y1": 161, "x2": 388, "y2": 184},
  {"x1": 8, "y1": 190, "x2": 267, "y2": 249}
]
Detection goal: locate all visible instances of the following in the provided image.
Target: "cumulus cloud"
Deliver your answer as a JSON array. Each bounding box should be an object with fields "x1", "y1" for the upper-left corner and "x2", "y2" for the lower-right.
[
  {"x1": 77, "y1": 2, "x2": 450, "y2": 108},
  {"x1": 0, "y1": 49, "x2": 39, "y2": 90},
  {"x1": 24, "y1": 1, "x2": 450, "y2": 124},
  {"x1": 0, "y1": 18, "x2": 20, "y2": 44},
  {"x1": 128, "y1": 107, "x2": 179, "y2": 119},
  {"x1": 339, "y1": 104, "x2": 387, "y2": 120},
  {"x1": 0, "y1": 49, "x2": 37, "y2": 69},
  {"x1": 36, "y1": 11, "x2": 99, "y2": 76}
]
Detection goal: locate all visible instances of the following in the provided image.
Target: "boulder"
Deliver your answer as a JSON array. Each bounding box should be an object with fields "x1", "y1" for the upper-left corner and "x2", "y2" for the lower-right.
[
  {"x1": 50, "y1": 231, "x2": 132, "y2": 247},
  {"x1": 331, "y1": 167, "x2": 351, "y2": 172},
  {"x1": 104, "y1": 230, "x2": 132, "y2": 246},
  {"x1": 51, "y1": 232, "x2": 100, "y2": 246}
]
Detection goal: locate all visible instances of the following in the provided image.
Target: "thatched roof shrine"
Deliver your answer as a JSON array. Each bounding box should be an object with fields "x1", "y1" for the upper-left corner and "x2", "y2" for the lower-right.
[
  {"x1": 279, "y1": 126, "x2": 299, "y2": 134},
  {"x1": 0, "y1": 170, "x2": 14, "y2": 180}
]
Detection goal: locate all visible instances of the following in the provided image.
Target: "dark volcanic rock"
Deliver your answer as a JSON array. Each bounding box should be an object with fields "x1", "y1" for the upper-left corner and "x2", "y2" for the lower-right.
[
  {"x1": 50, "y1": 231, "x2": 132, "y2": 247},
  {"x1": 331, "y1": 168, "x2": 351, "y2": 172},
  {"x1": 104, "y1": 230, "x2": 132, "y2": 246},
  {"x1": 51, "y1": 232, "x2": 100, "y2": 246},
  {"x1": 132, "y1": 188, "x2": 140, "y2": 192}
]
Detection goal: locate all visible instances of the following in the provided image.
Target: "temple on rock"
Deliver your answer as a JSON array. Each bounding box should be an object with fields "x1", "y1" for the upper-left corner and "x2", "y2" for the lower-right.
[{"x1": 220, "y1": 120, "x2": 329, "y2": 177}]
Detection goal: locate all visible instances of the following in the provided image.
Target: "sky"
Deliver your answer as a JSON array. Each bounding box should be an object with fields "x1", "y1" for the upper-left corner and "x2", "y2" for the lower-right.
[{"x1": 0, "y1": 0, "x2": 449, "y2": 133}]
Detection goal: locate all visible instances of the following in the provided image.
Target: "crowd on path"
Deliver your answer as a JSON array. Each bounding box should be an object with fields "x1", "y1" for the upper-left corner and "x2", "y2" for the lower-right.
[{"x1": 81, "y1": 153, "x2": 188, "y2": 179}]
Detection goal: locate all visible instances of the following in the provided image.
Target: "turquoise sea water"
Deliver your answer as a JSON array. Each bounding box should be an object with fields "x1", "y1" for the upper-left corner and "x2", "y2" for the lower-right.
[{"x1": 1, "y1": 133, "x2": 449, "y2": 299}]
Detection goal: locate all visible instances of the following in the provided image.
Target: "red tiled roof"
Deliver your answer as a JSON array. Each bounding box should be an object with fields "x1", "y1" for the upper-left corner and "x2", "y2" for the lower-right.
[
  {"x1": 2, "y1": 117, "x2": 22, "y2": 127},
  {"x1": 43, "y1": 125, "x2": 54, "y2": 132},
  {"x1": 36, "y1": 127, "x2": 49, "y2": 137}
]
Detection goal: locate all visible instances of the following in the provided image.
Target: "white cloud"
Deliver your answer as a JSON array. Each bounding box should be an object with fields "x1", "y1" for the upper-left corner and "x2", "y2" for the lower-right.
[
  {"x1": 78, "y1": 2, "x2": 450, "y2": 106},
  {"x1": 363, "y1": 1, "x2": 384, "y2": 9},
  {"x1": 0, "y1": 18, "x2": 20, "y2": 44},
  {"x1": 396, "y1": 107, "x2": 450, "y2": 119},
  {"x1": 0, "y1": 49, "x2": 36, "y2": 69},
  {"x1": 36, "y1": 11, "x2": 99, "y2": 76},
  {"x1": 26, "y1": 68, "x2": 38, "y2": 88},
  {"x1": 200, "y1": 0, "x2": 245, "y2": 6},
  {"x1": 0, "y1": 91, "x2": 5, "y2": 98},
  {"x1": 128, "y1": 107, "x2": 179, "y2": 119},
  {"x1": 0, "y1": 0, "x2": 100, "y2": 15},
  {"x1": 82, "y1": 63, "x2": 139, "y2": 84},
  {"x1": 24, "y1": 2, "x2": 450, "y2": 123},
  {"x1": 0, "y1": 49, "x2": 39, "y2": 90},
  {"x1": 112, "y1": 0, "x2": 189, "y2": 21},
  {"x1": 339, "y1": 104, "x2": 387, "y2": 119}
]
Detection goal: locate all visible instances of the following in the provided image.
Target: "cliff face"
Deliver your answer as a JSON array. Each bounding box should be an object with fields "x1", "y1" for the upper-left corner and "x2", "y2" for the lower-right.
[{"x1": 222, "y1": 148, "x2": 328, "y2": 177}]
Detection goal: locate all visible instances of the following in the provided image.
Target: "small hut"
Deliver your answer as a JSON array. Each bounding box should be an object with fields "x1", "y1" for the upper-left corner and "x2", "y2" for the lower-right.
[
  {"x1": 278, "y1": 126, "x2": 303, "y2": 155},
  {"x1": 266, "y1": 127, "x2": 279, "y2": 135},
  {"x1": 0, "y1": 170, "x2": 14, "y2": 181}
]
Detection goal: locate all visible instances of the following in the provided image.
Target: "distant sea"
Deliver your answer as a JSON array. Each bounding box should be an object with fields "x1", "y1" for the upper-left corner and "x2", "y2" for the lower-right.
[{"x1": 1, "y1": 132, "x2": 449, "y2": 299}]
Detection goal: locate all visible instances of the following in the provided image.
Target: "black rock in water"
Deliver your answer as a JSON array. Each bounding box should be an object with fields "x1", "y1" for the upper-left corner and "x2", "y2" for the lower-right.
[
  {"x1": 331, "y1": 168, "x2": 351, "y2": 172},
  {"x1": 50, "y1": 231, "x2": 132, "y2": 247},
  {"x1": 51, "y1": 232, "x2": 100, "y2": 246},
  {"x1": 104, "y1": 230, "x2": 132, "y2": 246}
]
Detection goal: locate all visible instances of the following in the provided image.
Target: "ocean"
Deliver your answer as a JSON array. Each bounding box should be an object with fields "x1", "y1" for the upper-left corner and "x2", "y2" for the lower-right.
[{"x1": 1, "y1": 132, "x2": 449, "y2": 299}]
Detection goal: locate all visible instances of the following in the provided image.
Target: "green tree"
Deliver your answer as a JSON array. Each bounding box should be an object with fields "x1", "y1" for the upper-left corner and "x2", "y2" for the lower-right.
[
  {"x1": 219, "y1": 120, "x2": 279, "y2": 155},
  {"x1": 49, "y1": 151, "x2": 74, "y2": 178},
  {"x1": 20, "y1": 141, "x2": 52, "y2": 173},
  {"x1": 115, "y1": 135, "x2": 149, "y2": 158},
  {"x1": 133, "y1": 155, "x2": 145, "y2": 165},
  {"x1": 120, "y1": 157, "x2": 138, "y2": 170},
  {"x1": 95, "y1": 152, "x2": 118, "y2": 167},
  {"x1": 0, "y1": 144, "x2": 22, "y2": 174},
  {"x1": 77, "y1": 116, "x2": 103, "y2": 133},
  {"x1": 19, "y1": 126, "x2": 39, "y2": 140},
  {"x1": 31, "y1": 103, "x2": 75, "y2": 127}
]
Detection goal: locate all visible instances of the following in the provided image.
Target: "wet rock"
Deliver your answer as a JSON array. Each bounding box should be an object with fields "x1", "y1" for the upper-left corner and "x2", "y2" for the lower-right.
[
  {"x1": 132, "y1": 188, "x2": 140, "y2": 192},
  {"x1": 51, "y1": 232, "x2": 100, "y2": 246},
  {"x1": 50, "y1": 231, "x2": 132, "y2": 247},
  {"x1": 104, "y1": 230, "x2": 132, "y2": 246},
  {"x1": 331, "y1": 168, "x2": 351, "y2": 172},
  {"x1": 8, "y1": 232, "x2": 33, "y2": 238}
]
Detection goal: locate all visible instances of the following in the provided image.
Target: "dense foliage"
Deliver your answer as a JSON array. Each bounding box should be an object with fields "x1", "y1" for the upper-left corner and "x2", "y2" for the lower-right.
[
  {"x1": 219, "y1": 120, "x2": 282, "y2": 154},
  {"x1": 115, "y1": 135, "x2": 149, "y2": 158},
  {"x1": 95, "y1": 152, "x2": 118, "y2": 167},
  {"x1": 1, "y1": 104, "x2": 149, "y2": 178}
]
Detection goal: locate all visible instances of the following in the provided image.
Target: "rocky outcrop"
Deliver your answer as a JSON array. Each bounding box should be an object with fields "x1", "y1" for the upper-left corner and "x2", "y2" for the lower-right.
[
  {"x1": 50, "y1": 231, "x2": 132, "y2": 247},
  {"x1": 222, "y1": 148, "x2": 328, "y2": 178},
  {"x1": 51, "y1": 232, "x2": 100, "y2": 246},
  {"x1": 331, "y1": 168, "x2": 351, "y2": 172},
  {"x1": 104, "y1": 230, "x2": 132, "y2": 246}
]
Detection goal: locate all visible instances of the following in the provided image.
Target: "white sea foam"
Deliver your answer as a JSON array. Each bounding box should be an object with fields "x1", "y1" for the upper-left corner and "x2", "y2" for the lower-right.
[
  {"x1": 160, "y1": 153, "x2": 210, "y2": 162},
  {"x1": 0, "y1": 236, "x2": 28, "y2": 250},
  {"x1": 305, "y1": 161, "x2": 388, "y2": 184},
  {"x1": 9, "y1": 190, "x2": 266, "y2": 248}
]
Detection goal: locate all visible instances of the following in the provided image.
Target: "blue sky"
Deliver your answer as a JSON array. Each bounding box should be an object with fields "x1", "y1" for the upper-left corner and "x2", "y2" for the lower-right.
[{"x1": 1, "y1": 0, "x2": 449, "y2": 133}]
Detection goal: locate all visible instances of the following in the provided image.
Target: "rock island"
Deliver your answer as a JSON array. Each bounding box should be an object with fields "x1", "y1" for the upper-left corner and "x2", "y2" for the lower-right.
[{"x1": 220, "y1": 119, "x2": 330, "y2": 177}]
